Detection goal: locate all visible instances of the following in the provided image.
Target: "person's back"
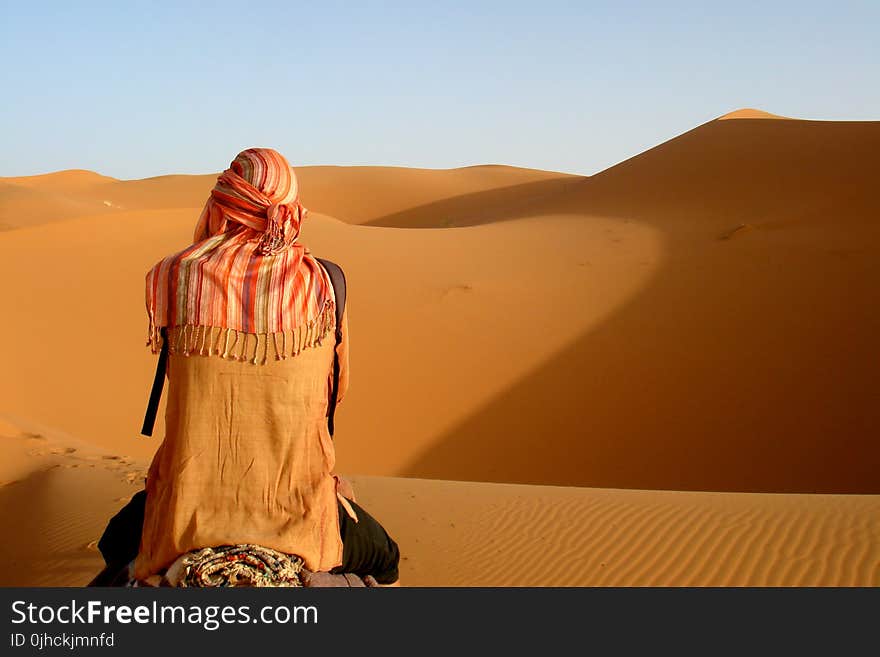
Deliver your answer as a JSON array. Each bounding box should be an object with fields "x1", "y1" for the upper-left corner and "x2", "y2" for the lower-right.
[
  {"x1": 131, "y1": 148, "x2": 398, "y2": 586},
  {"x1": 135, "y1": 335, "x2": 343, "y2": 579}
]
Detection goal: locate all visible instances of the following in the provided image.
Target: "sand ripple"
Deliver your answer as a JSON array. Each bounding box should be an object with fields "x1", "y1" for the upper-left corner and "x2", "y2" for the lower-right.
[{"x1": 353, "y1": 477, "x2": 880, "y2": 587}]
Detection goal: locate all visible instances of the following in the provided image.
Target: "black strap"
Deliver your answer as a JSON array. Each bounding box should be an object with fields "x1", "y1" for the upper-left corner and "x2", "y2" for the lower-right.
[
  {"x1": 140, "y1": 260, "x2": 347, "y2": 438},
  {"x1": 315, "y1": 257, "x2": 347, "y2": 437},
  {"x1": 140, "y1": 327, "x2": 167, "y2": 437}
]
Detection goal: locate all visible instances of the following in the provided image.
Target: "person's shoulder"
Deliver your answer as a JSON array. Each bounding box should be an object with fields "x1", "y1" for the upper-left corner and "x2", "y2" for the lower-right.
[
  {"x1": 146, "y1": 241, "x2": 201, "y2": 276},
  {"x1": 313, "y1": 256, "x2": 346, "y2": 279},
  {"x1": 313, "y1": 254, "x2": 343, "y2": 268}
]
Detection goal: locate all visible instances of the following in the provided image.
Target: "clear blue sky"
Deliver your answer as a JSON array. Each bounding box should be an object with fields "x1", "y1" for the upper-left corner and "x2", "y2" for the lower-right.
[{"x1": 2, "y1": 1, "x2": 877, "y2": 179}]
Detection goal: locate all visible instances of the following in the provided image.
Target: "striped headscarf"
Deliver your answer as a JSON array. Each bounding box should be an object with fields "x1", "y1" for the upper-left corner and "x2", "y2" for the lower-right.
[{"x1": 145, "y1": 148, "x2": 336, "y2": 363}]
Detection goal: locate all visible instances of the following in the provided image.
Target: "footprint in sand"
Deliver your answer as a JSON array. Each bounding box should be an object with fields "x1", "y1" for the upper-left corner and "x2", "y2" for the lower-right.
[
  {"x1": 719, "y1": 223, "x2": 755, "y2": 240},
  {"x1": 101, "y1": 456, "x2": 133, "y2": 471},
  {"x1": 27, "y1": 447, "x2": 78, "y2": 460},
  {"x1": 102, "y1": 455, "x2": 134, "y2": 466},
  {"x1": 440, "y1": 283, "x2": 474, "y2": 299},
  {"x1": 123, "y1": 471, "x2": 146, "y2": 485}
]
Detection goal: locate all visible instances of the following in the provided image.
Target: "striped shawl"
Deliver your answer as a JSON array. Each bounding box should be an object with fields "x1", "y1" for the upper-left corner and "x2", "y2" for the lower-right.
[{"x1": 145, "y1": 148, "x2": 335, "y2": 364}]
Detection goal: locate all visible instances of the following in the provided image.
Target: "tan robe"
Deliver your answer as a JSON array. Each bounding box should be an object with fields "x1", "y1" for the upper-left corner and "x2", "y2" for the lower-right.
[{"x1": 133, "y1": 310, "x2": 350, "y2": 580}]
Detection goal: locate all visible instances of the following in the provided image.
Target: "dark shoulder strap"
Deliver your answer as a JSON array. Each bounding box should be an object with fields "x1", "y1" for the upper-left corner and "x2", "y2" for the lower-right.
[
  {"x1": 314, "y1": 257, "x2": 347, "y2": 437},
  {"x1": 315, "y1": 257, "x2": 346, "y2": 336},
  {"x1": 140, "y1": 327, "x2": 168, "y2": 437}
]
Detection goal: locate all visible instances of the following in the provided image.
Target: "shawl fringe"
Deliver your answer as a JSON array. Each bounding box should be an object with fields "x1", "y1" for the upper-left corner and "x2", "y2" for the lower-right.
[{"x1": 147, "y1": 305, "x2": 336, "y2": 365}]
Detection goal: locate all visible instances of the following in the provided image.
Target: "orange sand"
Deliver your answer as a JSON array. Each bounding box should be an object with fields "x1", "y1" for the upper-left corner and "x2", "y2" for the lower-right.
[
  {"x1": 1, "y1": 417, "x2": 877, "y2": 586},
  {"x1": 0, "y1": 109, "x2": 877, "y2": 586}
]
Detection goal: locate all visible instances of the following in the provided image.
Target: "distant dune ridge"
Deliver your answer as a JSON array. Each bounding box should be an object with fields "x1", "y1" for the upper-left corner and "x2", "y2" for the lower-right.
[
  {"x1": 717, "y1": 108, "x2": 790, "y2": 120},
  {"x1": 0, "y1": 164, "x2": 578, "y2": 230},
  {"x1": 0, "y1": 109, "x2": 878, "y2": 585}
]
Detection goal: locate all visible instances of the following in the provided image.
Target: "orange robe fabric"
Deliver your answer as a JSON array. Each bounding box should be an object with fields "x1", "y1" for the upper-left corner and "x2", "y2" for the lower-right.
[{"x1": 133, "y1": 310, "x2": 350, "y2": 580}]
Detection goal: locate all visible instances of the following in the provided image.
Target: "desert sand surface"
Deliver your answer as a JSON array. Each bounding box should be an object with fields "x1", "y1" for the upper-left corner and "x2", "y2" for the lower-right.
[
  {"x1": 0, "y1": 109, "x2": 877, "y2": 586},
  {"x1": 1, "y1": 416, "x2": 877, "y2": 586}
]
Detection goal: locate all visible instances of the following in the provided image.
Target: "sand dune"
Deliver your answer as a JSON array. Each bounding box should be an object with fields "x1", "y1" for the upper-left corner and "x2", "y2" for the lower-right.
[
  {"x1": 0, "y1": 181, "x2": 113, "y2": 230},
  {"x1": 298, "y1": 165, "x2": 581, "y2": 227},
  {"x1": 549, "y1": 113, "x2": 879, "y2": 227},
  {"x1": 1, "y1": 111, "x2": 878, "y2": 493},
  {"x1": 0, "y1": 206, "x2": 663, "y2": 474},
  {"x1": 0, "y1": 165, "x2": 572, "y2": 230},
  {"x1": 2, "y1": 169, "x2": 117, "y2": 191},
  {"x1": 0, "y1": 108, "x2": 877, "y2": 587},
  {"x1": 0, "y1": 417, "x2": 146, "y2": 586},
  {"x1": 404, "y1": 115, "x2": 880, "y2": 492},
  {"x1": 718, "y1": 108, "x2": 790, "y2": 120}
]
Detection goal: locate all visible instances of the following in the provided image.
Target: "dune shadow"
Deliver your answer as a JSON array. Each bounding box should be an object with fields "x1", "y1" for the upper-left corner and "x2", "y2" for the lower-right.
[
  {"x1": 363, "y1": 177, "x2": 583, "y2": 228},
  {"x1": 399, "y1": 118, "x2": 880, "y2": 494},
  {"x1": 0, "y1": 468, "x2": 106, "y2": 586}
]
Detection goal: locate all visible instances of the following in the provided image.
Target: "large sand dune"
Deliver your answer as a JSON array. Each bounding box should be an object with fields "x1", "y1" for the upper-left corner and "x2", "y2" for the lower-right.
[
  {"x1": 404, "y1": 115, "x2": 880, "y2": 492},
  {"x1": 0, "y1": 109, "x2": 877, "y2": 586}
]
